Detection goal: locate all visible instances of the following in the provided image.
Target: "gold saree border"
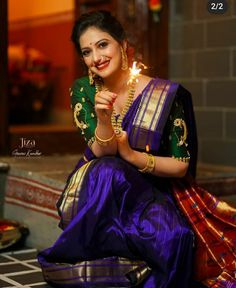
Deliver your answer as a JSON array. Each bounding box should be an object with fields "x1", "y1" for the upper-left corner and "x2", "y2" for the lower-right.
[
  {"x1": 131, "y1": 80, "x2": 171, "y2": 150},
  {"x1": 41, "y1": 257, "x2": 145, "y2": 286},
  {"x1": 132, "y1": 81, "x2": 170, "y2": 132},
  {"x1": 58, "y1": 160, "x2": 95, "y2": 228}
]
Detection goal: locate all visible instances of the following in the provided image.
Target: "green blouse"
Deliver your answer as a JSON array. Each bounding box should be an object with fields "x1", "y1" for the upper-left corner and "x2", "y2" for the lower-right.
[
  {"x1": 159, "y1": 99, "x2": 190, "y2": 162},
  {"x1": 70, "y1": 76, "x2": 190, "y2": 162},
  {"x1": 70, "y1": 76, "x2": 97, "y2": 143}
]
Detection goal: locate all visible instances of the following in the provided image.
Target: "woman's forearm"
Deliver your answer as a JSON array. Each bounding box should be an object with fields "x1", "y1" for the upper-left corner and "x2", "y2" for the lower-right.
[
  {"x1": 128, "y1": 150, "x2": 189, "y2": 178},
  {"x1": 91, "y1": 122, "x2": 117, "y2": 157}
]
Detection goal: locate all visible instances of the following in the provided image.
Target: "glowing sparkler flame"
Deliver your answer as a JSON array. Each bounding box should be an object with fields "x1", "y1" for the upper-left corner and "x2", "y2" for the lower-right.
[{"x1": 128, "y1": 61, "x2": 148, "y2": 85}]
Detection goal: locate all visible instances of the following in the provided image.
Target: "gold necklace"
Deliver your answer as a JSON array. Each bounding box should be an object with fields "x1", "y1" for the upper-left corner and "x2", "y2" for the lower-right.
[{"x1": 95, "y1": 78, "x2": 136, "y2": 135}]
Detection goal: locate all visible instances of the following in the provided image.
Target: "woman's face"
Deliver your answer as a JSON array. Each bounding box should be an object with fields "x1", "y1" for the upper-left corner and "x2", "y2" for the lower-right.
[{"x1": 79, "y1": 26, "x2": 124, "y2": 79}]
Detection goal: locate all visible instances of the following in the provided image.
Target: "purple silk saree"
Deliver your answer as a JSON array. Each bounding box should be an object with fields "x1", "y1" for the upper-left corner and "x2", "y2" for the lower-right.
[{"x1": 38, "y1": 79, "x2": 197, "y2": 288}]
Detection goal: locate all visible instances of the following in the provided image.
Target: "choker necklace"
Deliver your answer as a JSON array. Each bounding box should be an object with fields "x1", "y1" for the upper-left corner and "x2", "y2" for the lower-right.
[{"x1": 95, "y1": 78, "x2": 136, "y2": 136}]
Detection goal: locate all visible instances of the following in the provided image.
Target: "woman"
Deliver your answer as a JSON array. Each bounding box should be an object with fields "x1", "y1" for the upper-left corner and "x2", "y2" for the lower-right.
[{"x1": 38, "y1": 11, "x2": 236, "y2": 288}]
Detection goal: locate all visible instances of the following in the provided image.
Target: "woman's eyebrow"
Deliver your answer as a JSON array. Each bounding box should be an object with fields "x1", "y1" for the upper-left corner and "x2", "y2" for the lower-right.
[{"x1": 81, "y1": 38, "x2": 109, "y2": 50}]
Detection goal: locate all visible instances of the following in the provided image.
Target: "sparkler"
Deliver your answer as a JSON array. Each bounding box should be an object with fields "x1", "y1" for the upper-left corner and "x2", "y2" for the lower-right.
[
  {"x1": 128, "y1": 61, "x2": 148, "y2": 85},
  {"x1": 112, "y1": 61, "x2": 148, "y2": 137}
]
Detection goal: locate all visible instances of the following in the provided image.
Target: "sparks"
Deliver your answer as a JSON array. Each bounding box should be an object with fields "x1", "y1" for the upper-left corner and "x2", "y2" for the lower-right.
[{"x1": 128, "y1": 61, "x2": 147, "y2": 85}]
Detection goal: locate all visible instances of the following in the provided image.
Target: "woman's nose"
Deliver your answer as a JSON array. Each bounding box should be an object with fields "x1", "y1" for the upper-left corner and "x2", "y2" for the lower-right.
[{"x1": 92, "y1": 51, "x2": 101, "y2": 64}]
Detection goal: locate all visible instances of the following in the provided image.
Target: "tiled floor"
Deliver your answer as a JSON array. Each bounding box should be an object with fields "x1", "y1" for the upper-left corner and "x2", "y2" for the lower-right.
[{"x1": 0, "y1": 248, "x2": 52, "y2": 288}]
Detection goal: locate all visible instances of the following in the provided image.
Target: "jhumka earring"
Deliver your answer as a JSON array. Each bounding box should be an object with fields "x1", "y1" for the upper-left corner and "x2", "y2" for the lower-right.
[
  {"x1": 120, "y1": 47, "x2": 128, "y2": 70},
  {"x1": 88, "y1": 68, "x2": 94, "y2": 85}
]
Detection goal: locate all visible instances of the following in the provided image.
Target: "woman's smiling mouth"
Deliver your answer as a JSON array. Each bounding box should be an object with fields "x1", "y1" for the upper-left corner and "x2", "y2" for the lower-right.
[{"x1": 96, "y1": 60, "x2": 110, "y2": 71}]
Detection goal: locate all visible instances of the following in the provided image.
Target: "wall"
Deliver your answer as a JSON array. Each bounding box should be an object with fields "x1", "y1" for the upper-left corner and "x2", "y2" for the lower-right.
[
  {"x1": 8, "y1": 0, "x2": 74, "y2": 21},
  {"x1": 8, "y1": 0, "x2": 76, "y2": 124},
  {"x1": 169, "y1": 0, "x2": 236, "y2": 166}
]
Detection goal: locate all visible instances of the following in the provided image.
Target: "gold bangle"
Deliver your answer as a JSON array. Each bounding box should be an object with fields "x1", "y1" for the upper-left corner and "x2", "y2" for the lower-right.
[
  {"x1": 94, "y1": 128, "x2": 115, "y2": 146},
  {"x1": 138, "y1": 153, "x2": 156, "y2": 174}
]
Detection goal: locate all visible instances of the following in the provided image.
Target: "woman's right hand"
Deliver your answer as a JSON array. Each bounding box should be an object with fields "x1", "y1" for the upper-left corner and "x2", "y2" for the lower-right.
[{"x1": 94, "y1": 90, "x2": 117, "y2": 124}]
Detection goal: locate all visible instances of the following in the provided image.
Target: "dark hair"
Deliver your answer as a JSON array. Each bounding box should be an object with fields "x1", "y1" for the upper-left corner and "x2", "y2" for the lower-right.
[{"x1": 71, "y1": 10, "x2": 126, "y2": 55}]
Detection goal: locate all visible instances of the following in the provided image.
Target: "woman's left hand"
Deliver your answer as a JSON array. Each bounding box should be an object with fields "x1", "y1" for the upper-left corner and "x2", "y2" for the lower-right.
[{"x1": 116, "y1": 131, "x2": 134, "y2": 162}]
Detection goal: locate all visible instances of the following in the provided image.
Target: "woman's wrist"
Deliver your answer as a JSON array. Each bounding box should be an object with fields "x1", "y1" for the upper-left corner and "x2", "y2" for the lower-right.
[
  {"x1": 129, "y1": 150, "x2": 156, "y2": 174},
  {"x1": 94, "y1": 128, "x2": 115, "y2": 146},
  {"x1": 91, "y1": 123, "x2": 117, "y2": 156},
  {"x1": 97, "y1": 121, "x2": 114, "y2": 134},
  {"x1": 97, "y1": 117, "x2": 112, "y2": 127},
  {"x1": 138, "y1": 153, "x2": 156, "y2": 174},
  {"x1": 128, "y1": 150, "x2": 141, "y2": 166}
]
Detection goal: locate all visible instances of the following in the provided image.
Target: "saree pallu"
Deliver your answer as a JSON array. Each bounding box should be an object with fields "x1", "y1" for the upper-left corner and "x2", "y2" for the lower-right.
[{"x1": 172, "y1": 177, "x2": 236, "y2": 288}]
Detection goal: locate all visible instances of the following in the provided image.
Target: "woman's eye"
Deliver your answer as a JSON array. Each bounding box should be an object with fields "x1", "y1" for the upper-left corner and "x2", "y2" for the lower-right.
[
  {"x1": 82, "y1": 50, "x2": 90, "y2": 57},
  {"x1": 99, "y1": 42, "x2": 108, "y2": 48}
]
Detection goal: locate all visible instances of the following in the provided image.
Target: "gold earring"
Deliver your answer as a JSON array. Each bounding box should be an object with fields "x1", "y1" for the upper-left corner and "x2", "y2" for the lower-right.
[
  {"x1": 121, "y1": 47, "x2": 128, "y2": 70},
  {"x1": 88, "y1": 68, "x2": 94, "y2": 85}
]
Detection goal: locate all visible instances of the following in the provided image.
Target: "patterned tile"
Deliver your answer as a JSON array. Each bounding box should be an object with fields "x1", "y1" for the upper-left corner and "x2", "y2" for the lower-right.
[
  {"x1": 25, "y1": 260, "x2": 41, "y2": 269},
  {"x1": 0, "y1": 278, "x2": 12, "y2": 288},
  {"x1": 0, "y1": 263, "x2": 32, "y2": 274},
  {"x1": 0, "y1": 256, "x2": 12, "y2": 264},
  {"x1": 29, "y1": 284, "x2": 52, "y2": 288},
  {"x1": 9, "y1": 271, "x2": 45, "y2": 285},
  {"x1": 0, "y1": 248, "x2": 53, "y2": 288},
  {"x1": 10, "y1": 251, "x2": 38, "y2": 261}
]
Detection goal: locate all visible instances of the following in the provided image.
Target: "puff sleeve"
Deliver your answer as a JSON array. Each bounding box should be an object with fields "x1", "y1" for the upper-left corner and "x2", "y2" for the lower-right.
[
  {"x1": 70, "y1": 77, "x2": 97, "y2": 143},
  {"x1": 160, "y1": 98, "x2": 191, "y2": 162}
]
